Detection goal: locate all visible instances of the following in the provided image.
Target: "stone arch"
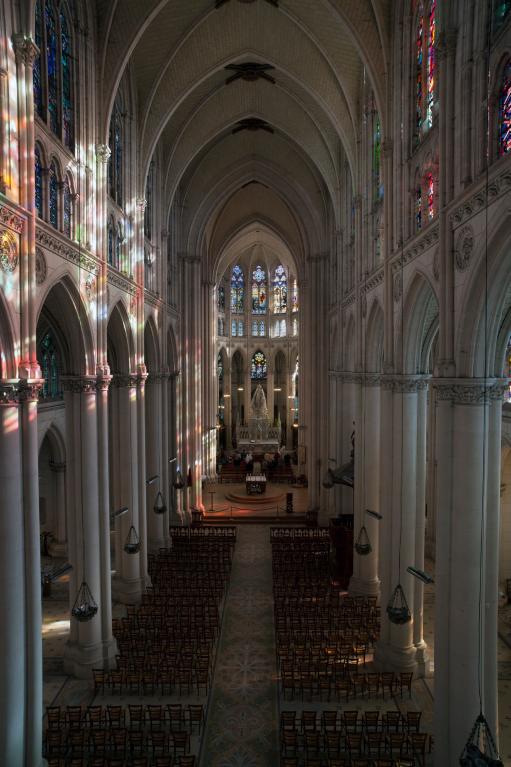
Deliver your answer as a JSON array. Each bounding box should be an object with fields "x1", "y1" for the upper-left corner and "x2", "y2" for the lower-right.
[
  {"x1": 365, "y1": 298, "x2": 384, "y2": 373},
  {"x1": 144, "y1": 316, "x2": 160, "y2": 374},
  {"x1": 456, "y1": 211, "x2": 511, "y2": 377},
  {"x1": 344, "y1": 313, "x2": 356, "y2": 370},
  {"x1": 107, "y1": 301, "x2": 135, "y2": 375},
  {"x1": 397, "y1": 270, "x2": 439, "y2": 375},
  {"x1": 0, "y1": 289, "x2": 17, "y2": 379},
  {"x1": 167, "y1": 324, "x2": 179, "y2": 374},
  {"x1": 36, "y1": 274, "x2": 95, "y2": 376}
]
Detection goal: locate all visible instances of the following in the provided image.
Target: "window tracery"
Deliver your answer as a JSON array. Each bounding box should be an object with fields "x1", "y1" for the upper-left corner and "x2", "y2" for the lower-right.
[
  {"x1": 498, "y1": 58, "x2": 511, "y2": 156},
  {"x1": 231, "y1": 265, "x2": 244, "y2": 313},
  {"x1": 252, "y1": 265, "x2": 267, "y2": 314},
  {"x1": 251, "y1": 350, "x2": 267, "y2": 379},
  {"x1": 414, "y1": 0, "x2": 437, "y2": 137},
  {"x1": 273, "y1": 265, "x2": 287, "y2": 313}
]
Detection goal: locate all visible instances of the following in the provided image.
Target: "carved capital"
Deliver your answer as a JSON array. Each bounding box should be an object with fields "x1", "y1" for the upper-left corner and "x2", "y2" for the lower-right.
[
  {"x1": 62, "y1": 376, "x2": 98, "y2": 394},
  {"x1": 95, "y1": 144, "x2": 111, "y2": 164},
  {"x1": 433, "y1": 378, "x2": 507, "y2": 404},
  {"x1": 381, "y1": 375, "x2": 429, "y2": 393},
  {"x1": 12, "y1": 35, "x2": 39, "y2": 67}
]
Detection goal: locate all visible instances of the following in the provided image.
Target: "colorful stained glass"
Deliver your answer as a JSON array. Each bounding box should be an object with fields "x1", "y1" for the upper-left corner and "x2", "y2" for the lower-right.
[
  {"x1": 499, "y1": 59, "x2": 511, "y2": 156},
  {"x1": 427, "y1": 172, "x2": 434, "y2": 220},
  {"x1": 426, "y1": 0, "x2": 436, "y2": 127},
  {"x1": 115, "y1": 223, "x2": 122, "y2": 270},
  {"x1": 231, "y1": 265, "x2": 244, "y2": 313},
  {"x1": 259, "y1": 320, "x2": 265, "y2": 336},
  {"x1": 115, "y1": 112, "x2": 122, "y2": 204},
  {"x1": 33, "y1": 0, "x2": 44, "y2": 119},
  {"x1": 49, "y1": 162, "x2": 58, "y2": 228},
  {"x1": 273, "y1": 265, "x2": 287, "y2": 313},
  {"x1": 291, "y1": 279, "x2": 299, "y2": 312},
  {"x1": 251, "y1": 351, "x2": 267, "y2": 380},
  {"x1": 373, "y1": 114, "x2": 383, "y2": 201},
  {"x1": 416, "y1": 5, "x2": 424, "y2": 131},
  {"x1": 108, "y1": 218, "x2": 114, "y2": 265},
  {"x1": 40, "y1": 331, "x2": 60, "y2": 399},
  {"x1": 415, "y1": 186, "x2": 422, "y2": 231},
  {"x1": 238, "y1": 320, "x2": 244, "y2": 336},
  {"x1": 144, "y1": 165, "x2": 153, "y2": 239},
  {"x1": 60, "y1": 11, "x2": 74, "y2": 149},
  {"x1": 495, "y1": 0, "x2": 511, "y2": 31},
  {"x1": 252, "y1": 265, "x2": 267, "y2": 314},
  {"x1": 63, "y1": 175, "x2": 72, "y2": 237},
  {"x1": 35, "y1": 147, "x2": 43, "y2": 217},
  {"x1": 217, "y1": 286, "x2": 225, "y2": 312},
  {"x1": 45, "y1": 1, "x2": 59, "y2": 135}
]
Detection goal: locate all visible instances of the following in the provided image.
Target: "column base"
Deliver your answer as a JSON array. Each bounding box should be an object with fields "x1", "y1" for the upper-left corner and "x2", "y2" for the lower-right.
[
  {"x1": 348, "y1": 574, "x2": 380, "y2": 598},
  {"x1": 413, "y1": 640, "x2": 431, "y2": 677},
  {"x1": 111, "y1": 575, "x2": 143, "y2": 604},
  {"x1": 63, "y1": 636, "x2": 117, "y2": 679},
  {"x1": 373, "y1": 640, "x2": 420, "y2": 674}
]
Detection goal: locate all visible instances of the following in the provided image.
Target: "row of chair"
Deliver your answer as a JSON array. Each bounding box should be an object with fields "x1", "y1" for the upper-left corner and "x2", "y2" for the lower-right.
[
  {"x1": 46, "y1": 703, "x2": 204, "y2": 733},
  {"x1": 47, "y1": 757, "x2": 196, "y2": 767}
]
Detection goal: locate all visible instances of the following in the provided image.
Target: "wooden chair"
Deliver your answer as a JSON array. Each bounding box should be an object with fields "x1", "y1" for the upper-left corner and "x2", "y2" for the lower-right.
[
  {"x1": 171, "y1": 731, "x2": 189, "y2": 758},
  {"x1": 321, "y1": 710, "x2": 339, "y2": 733},
  {"x1": 280, "y1": 758, "x2": 299, "y2": 767},
  {"x1": 46, "y1": 706, "x2": 62, "y2": 730},
  {"x1": 106, "y1": 705, "x2": 125, "y2": 729},
  {"x1": 399, "y1": 671, "x2": 414, "y2": 698},
  {"x1": 301, "y1": 710, "x2": 318, "y2": 732},
  {"x1": 362, "y1": 710, "x2": 380, "y2": 733},
  {"x1": 281, "y1": 729, "x2": 299, "y2": 757},
  {"x1": 342, "y1": 710, "x2": 359, "y2": 733},
  {"x1": 92, "y1": 668, "x2": 107, "y2": 695},
  {"x1": 404, "y1": 710, "x2": 422, "y2": 733},
  {"x1": 280, "y1": 710, "x2": 297, "y2": 732},
  {"x1": 176, "y1": 757, "x2": 196, "y2": 767},
  {"x1": 381, "y1": 672, "x2": 396, "y2": 699},
  {"x1": 324, "y1": 731, "x2": 342, "y2": 758},
  {"x1": 408, "y1": 732, "x2": 428, "y2": 765},
  {"x1": 382, "y1": 710, "x2": 401, "y2": 733},
  {"x1": 304, "y1": 730, "x2": 321, "y2": 758},
  {"x1": 187, "y1": 704, "x2": 204, "y2": 734}
]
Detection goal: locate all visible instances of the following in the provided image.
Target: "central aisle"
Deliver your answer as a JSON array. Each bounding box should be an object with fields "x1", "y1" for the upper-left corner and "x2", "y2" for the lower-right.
[{"x1": 201, "y1": 525, "x2": 278, "y2": 766}]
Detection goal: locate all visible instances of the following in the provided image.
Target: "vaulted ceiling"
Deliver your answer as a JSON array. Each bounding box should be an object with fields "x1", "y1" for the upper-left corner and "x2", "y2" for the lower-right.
[{"x1": 95, "y1": 0, "x2": 391, "y2": 274}]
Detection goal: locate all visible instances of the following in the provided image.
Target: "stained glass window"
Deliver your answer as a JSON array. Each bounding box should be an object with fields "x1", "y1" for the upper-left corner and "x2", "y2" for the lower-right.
[
  {"x1": 238, "y1": 320, "x2": 244, "y2": 336},
  {"x1": 35, "y1": 147, "x2": 43, "y2": 217},
  {"x1": 115, "y1": 223, "x2": 123, "y2": 270},
  {"x1": 40, "y1": 331, "x2": 60, "y2": 399},
  {"x1": 218, "y1": 286, "x2": 226, "y2": 312},
  {"x1": 274, "y1": 319, "x2": 286, "y2": 337},
  {"x1": 231, "y1": 265, "x2": 244, "y2": 313},
  {"x1": 34, "y1": 0, "x2": 44, "y2": 119},
  {"x1": 45, "y1": 1, "x2": 59, "y2": 135},
  {"x1": 49, "y1": 162, "x2": 58, "y2": 229},
  {"x1": 218, "y1": 318, "x2": 225, "y2": 336},
  {"x1": 291, "y1": 279, "x2": 299, "y2": 312},
  {"x1": 273, "y1": 265, "x2": 287, "y2": 313},
  {"x1": 251, "y1": 351, "x2": 267, "y2": 380},
  {"x1": 144, "y1": 164, "x2": 153, "y2": 240},
  {"x1": 108, "y1": 102, "x2": 123, "y2": 206},
  {"x1": 63, "y1": 175, "x2": 72, "y2": 237},
  {"x1": 232, "y1": 320, "x2": 237, "y2": 336},
  {"x1": 60, "y1": 10, "x2": 74, "y2": 150},
  {"x1": 426, "y1": 0, "x2": 436, "y2": 128},
  {"x1": 415, "y1": 186, "x2": 422, "y2": 232},
  {"x1": 416, "y1": 5, "x2": 424, "y2": 132},
  {"x1": 373, "y1": 113, "x2": 384, "y2": 201},
  {"x1": 252, "y1": 265, "x2": 267, "y2": 314},
  {"x1": 217, "y1": 352, "x2": 223, "y2": 381},
  {"x1": 292, "y1": 318, "x2": 298, "y2": 337},
  {"x1": 108, "y1": 218, "x2": 114, "y2": 266},
  {"x1": 252, "y1": 320, "x2": 258, "y2": 336},
  {"x1": 259, "y1": 320, "x2": 265, "y2": 336},
  {"x1": 427, "y1": 172, "x2": 434, "y2": 220},
  {"x1": 499, "y1": 59, "x2": 511, "y2": 156},
  {"x1": 494, "y1": 0, "x2": 511, "y2": 32}
]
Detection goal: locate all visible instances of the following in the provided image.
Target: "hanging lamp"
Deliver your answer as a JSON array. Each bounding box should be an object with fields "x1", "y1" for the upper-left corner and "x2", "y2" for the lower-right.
[
  {"x1": 460, "y1": 714, "x2": 503, "y2": 767},
  {"x1": 124, "y1": 524, "x2": 141, "y2": 555},
  {"x1": 386, "y1": 583, "x2": 411, "y2": 625},
  {"x1": 354, "y1": 524, "x2": 372, "y2": 556},
  {"x1": 72, "y1": 581, "x2": 98, "y2": 622},
  {"x1": 173, "y1": 469, "x2": 185, "y2": 489},
  {"x1": 153, "y1": 489, "x2": 166, "y2": 515}
]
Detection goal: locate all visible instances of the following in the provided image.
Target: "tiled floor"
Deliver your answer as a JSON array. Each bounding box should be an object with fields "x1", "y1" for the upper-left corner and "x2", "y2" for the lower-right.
[{"x1": 41, "y1": 538, "x2": 511, "y2": 764}]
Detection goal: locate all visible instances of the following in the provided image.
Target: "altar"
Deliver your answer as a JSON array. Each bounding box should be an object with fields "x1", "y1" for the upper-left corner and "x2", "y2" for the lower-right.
[
  {"x1": 236, "y1": 383, "x2": 281, "y2": 452},
  {"x1": 246, "y1": 475, "x2": 267, "y2": 495}
]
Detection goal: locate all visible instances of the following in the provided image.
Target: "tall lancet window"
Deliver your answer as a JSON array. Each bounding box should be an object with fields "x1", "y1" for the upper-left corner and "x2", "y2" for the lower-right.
[
  {"x1": 63, "y1": 175, "x2": 72, "y2": 237},
  {"x1": 108, "y1": 98, "x2": 123, "y2": 206},
  {"x1": 498, "y1": 58, "x2": 511, "y2": 156},
  {"x1": 252, "y1": 265, "x2": 267, "y2": 314},
  {"x1": 49, "y1": 161, "x2": 58, "y2": 229},
  {"x1": 40, "y1": 331, "x2": 61, "y2": 399},
  {"x1": 231, "y1": 265, "x2": 245, "y2": 313},
  {"x1": 273, "y1": 265, "x2": 287, "y2": 313},
  {"x1": 33, "y1": 1, "x2": 75, "y2": 151},
  {"x1": 35, "y1": 146, "x2": 43, "y2": 217},
  {"x1": 414, "y1": 1, "x2": 437, "y2": 135}
]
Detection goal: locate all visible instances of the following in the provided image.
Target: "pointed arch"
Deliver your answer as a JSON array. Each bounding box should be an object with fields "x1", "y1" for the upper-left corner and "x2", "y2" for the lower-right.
[
  {"x1": 365, "y1": 298, "x2": 384, "y2": 373},
  {"x1": 107, "y1": 300, "x2": 135, "y2": 374},
  {"x1": 397, "y1": 271, "x2": 439, "y2": 375},
  {"x1": 0, "y1": 289, "x2": 17, "y2": 379},
  {"x1": 144, "y1": 315, "x2": 160, "y2": 373},
  {"x1": 344, "y1": 313, "x2": 356, "y2": 371}
]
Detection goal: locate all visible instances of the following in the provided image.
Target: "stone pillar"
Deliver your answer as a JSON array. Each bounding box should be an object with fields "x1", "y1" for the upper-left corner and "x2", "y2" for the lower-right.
[
  {"x1": 350, "y1": 376, "x2": 381, "y2": 596},
  {"x1": 286, "y1": 372, "x2": 293, "y2": 449},
  {"x1": 50, "y1": 460, "x2": 67, "y2": 546},
  {"x1": 136, "y1": 371, "x2": 149, "y2": 585},
  {"x1": 433, "y1": 379, "x2": 506, "y2": 765},
  {"x1": 146, "y1": 373, "x2": 165, "y2": 551},
  {"x1": 224, "y1": 368, "x2": 232, "y2": 449},
  {"x1": 63, "y1": 379, "x2": 105, "y2": 677},
  {"x1": 413, "y1": 382, "x2": 429, "y2": 673},
  {"x1": 374, "y1": 376, "x2": 429, "y2": 673},
  {"x1": 0, "y1": 388, "x2": 25, "y2": 767},
  {"x1": 96, "y1": 376, "x2": 116, "y2": 664}
]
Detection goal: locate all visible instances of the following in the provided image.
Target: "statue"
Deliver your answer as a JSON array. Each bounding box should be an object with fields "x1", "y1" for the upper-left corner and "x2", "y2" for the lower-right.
[{"x1": 250, "y1": 383, "x2": 268, "y2": 418}]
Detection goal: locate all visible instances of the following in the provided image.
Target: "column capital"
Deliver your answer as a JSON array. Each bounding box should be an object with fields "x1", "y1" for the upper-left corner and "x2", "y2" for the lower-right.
[
  {"x1": 95, "y1": 144, "x2": 111, "y2": 164},
  {"x1": 12, "y1": 34, "x2": 39, "y2": 67},
  {"x1": 61, "y1": 376, "x2": 98, "y2": 394},
  {"x1": 432, "y1": 377, "x2": 509, "y2": 404},
  {"x1": 0, "y1": 379, "x2": 45, "y2": 404},
  {"x1": 381, "y1": 375, "x2": 430, "y2": 393}
]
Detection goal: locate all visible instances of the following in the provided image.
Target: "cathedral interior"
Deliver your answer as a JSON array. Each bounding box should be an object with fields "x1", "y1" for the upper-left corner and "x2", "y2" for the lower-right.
[{"x1": 1, "y1": 1, "x2": 511, "y2": 766}]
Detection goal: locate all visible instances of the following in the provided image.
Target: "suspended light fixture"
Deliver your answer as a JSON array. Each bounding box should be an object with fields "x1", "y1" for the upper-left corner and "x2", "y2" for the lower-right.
[
  {"x1": 153, "y1": 490, "x2": 166, "y2": 515},
  {"x1": 407, "y1": 566, "x2": 434, "y2": 585},
  {"x1": 386, "y1": 583, "x2": 411, "y2": 625},
  {"x1": 460, "y1": 9, "x2": 503, "y2": 762},
  {"x1": 354, "y1": 525, "x2": 372, "y2": 556},
  {"x1": 174, "y1": 469, "x2": 185, "y2": 489},
  {"x1": 366, "y1": 509, "x2": 383, "y2": 521},
  {"x1": 460, "y1": 715, "x2": 503, "y2": 767},
  {"x1": 124, "y1": 525, "x2": 141, "y2": 555},
  {"x1": 72, "y1": 581, "x2": 98, "y2": 622}
]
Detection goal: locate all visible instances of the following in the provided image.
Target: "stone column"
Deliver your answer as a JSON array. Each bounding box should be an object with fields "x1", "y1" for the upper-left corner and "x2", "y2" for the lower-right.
[
  {"x1": 63, "y1": 379, "x2": 105, "y2": 677},
  {"x1": 136, "y1": 371, "x2": 149, "y2": 585},
  {"x1": 286, "y1": 371, "x2": 293, "y2": 449},
  {"x1": 0, "y1": 387, "x2": 25, "y2": 767},
  {"x1": 146, "y1": 373, "x2": 165, "y2": 551},
  {"x1": 374, "y1": 376, "x2": 428, "y2": 673},
  {"x1": 350, "y1": 375, "x2": 381, "y2": 596},
  {"x1": 96, "y1": 376, "x2": 116, "y2": 664},
  {"x1": 50, "y1": 460, "x2": 67, "y2": 546},
  {"x1": 413, "y1": 382, "x2": 429, "y2": 673},
  {"x1": 433, "y1": 379, "x2": 506, "y2": 765},
  {"x1": 224, "y1": 366, "x2": 232, "y2": 449}
]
